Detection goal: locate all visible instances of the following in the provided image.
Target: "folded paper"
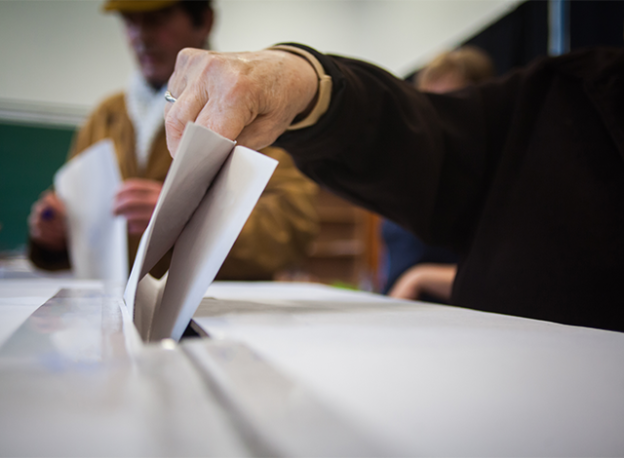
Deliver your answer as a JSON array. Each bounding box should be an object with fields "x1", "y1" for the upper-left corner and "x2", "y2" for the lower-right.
[
  {"x1": 54, "y1": 139, "x2": 128, "y2": 284},
  {"x1": 124, "y1": 123, "x2": 278, "y2": 341}
]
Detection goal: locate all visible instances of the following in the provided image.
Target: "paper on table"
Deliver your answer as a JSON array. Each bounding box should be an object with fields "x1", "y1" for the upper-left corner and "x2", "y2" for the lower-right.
[
  {"x1": 54, "y1": 140, "x2": 128, "y2": 284},
  {"x1": 124, "y1": 123, "x2": 277, "y2": 342}
]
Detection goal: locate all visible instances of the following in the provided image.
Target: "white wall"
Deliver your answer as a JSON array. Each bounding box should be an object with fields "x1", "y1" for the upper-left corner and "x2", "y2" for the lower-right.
[
  {"x1": 213, "y1": 0, "x2": 520, "y2": 74},
  {"x1": 0, "y1": 0, "x2": 521, "y2": 124}
]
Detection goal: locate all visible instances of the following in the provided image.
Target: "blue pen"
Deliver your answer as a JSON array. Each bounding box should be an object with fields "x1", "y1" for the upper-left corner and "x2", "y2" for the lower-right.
[{"x1": 41, "y1": 208, "x2": 55, "y2": 221}]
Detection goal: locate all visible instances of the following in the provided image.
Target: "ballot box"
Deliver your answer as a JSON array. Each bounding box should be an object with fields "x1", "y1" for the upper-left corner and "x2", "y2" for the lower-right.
[
  {"x1": 4, "y1": 124, "x2": 623, "y2": 457},
  {"x1": 2, "y1": 278, "x2": 624, "y2": 457}
]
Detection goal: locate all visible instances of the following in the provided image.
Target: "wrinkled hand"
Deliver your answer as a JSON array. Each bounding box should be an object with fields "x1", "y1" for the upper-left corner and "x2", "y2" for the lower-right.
[
  {"x1": 389, "y1": 263, "x2": 458, "y2": 302},
  {"x1": 164, "y1": 48, "x2": 318, "y2": 156},
  {"x1": 28, "y1": 191, "x2": 67, "y2": 251},
  {"x1": 113, "y1": 179, "x2": 162, "y2": 235}
]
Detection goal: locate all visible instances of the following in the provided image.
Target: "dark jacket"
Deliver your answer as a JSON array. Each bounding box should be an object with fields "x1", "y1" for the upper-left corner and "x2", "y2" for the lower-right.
[{"x1": 277, "y1": 46, "x2": 624, "y2": 332}]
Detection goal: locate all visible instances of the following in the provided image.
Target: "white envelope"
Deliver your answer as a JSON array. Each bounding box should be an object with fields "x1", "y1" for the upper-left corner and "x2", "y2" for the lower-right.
[
  {"x1": 124, "y1": 123, "x2": 278, "y2": 342},
  {"x1": 54, "y1": 140, "x2": 128, "y2": 284}
]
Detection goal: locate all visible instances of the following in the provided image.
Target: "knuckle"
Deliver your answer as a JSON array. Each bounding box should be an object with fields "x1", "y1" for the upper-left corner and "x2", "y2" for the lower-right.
[{"x1": 177, "y1": 47, "x2": 194, "y2": 64}]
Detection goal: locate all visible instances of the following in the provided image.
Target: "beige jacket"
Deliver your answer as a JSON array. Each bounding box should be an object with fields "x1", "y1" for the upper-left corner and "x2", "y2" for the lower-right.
[{"x1": 30, "y1": 93, "x2": 318, "y2": 280}]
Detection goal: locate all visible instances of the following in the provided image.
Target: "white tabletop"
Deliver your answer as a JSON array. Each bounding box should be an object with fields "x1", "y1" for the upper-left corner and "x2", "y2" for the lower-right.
[
  {"x1": 0, "y1": 278, "x2": 249, "y2": 457},
  {"x1": 195, "y1": 284, "x2": 624, "y2": 457},
  {"x1": 2, "y1": 277, "x2": 624, "y2": 457}
]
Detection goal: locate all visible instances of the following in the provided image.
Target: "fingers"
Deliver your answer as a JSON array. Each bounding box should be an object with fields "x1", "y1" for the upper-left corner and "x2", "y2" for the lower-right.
[
  {"x1": 126, "y1": 220, "x2": 150, "y2": 235},
  {"x1": 165, "y1": 48, "x2": 319, "y2": 156},
  {"x1": 194, "y1": 97, "x2": 250, "y2": 145},
  {"x1": 114, "y1": 197, "x2": 154, "y2": 235},
  {"x1": 114, "y1": 179, "x2": 162, "y2": 234},
  {"x1": 165, "y1": 48, "x2": 212, "y2": 156},
  {"x1": 113, "y1": 199, "x2": 155, "y2": 218},
  {"x1": 114, "y1": 198, "x2": 153, "y2": 235},
  {"x1": 114, "y1": 180, "x2": 161, "y2": 214},
  {"x1": 117, "y1": 178, "x2": 163, "y2": 194},
  {"x1": 30, "y1": 191, "x2": 65, "y2": 226},
  {"x1": 121, "y1": 211, "x2": 153, "y2": 235},
  {"x1": 29, "y1": 202, "x2": 61, "y2": 238},
  {"x1": 40, "y1": 191, "x2": 66, "y2": 215},
  {"x1": 165, "y1": 84, "x2": 211, "y2": 156},
  {"x1": 28, "y1": 191, "x2": 67, "y2": 250},
  {"x1": 166, "y1": 51, "x2": 252, "y2": 154}
]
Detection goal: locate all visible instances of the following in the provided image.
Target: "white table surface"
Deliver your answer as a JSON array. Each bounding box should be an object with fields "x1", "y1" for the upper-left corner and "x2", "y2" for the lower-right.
[
  {"x1": 0, "y1": 278, "x2": 250, "y2": 457},
  {"x1": 195, "y1": 283, "x2": 624, "y2": 457},
  {"x1": 0, "y1": 277, "x2": 103, "y2": 347},
  {"x1": 2, "y1": 277, "x2": 624, "y2": 457}
]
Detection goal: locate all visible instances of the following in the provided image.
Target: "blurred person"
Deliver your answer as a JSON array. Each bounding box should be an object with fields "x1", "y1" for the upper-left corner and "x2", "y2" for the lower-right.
[
  {"x1": 383, "y1": 46, "x2": 495, "y2": 302},
  {"x1": 416, "y1": 45, "x2": 495, "y2": 92},
  {"x1": 28, "y1": 0, "x2": 318, "y2": 280}
]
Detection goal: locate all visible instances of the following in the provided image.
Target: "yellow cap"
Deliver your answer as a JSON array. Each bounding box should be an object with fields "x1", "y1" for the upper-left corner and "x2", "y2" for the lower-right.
[{"x1": 102, "y1": 0, "x2": 180, "y2": 13}]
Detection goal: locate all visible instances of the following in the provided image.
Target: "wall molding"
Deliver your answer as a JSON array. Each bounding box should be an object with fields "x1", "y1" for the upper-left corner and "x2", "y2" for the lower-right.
[{"x1": 0, "y1": 98, "x2": 88, "y2": 128}]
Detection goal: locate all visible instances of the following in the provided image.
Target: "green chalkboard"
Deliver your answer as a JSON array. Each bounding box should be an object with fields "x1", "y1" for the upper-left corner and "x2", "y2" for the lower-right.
[{"x1": 0, "y1": 122, "x2": 76, "y2": 252}]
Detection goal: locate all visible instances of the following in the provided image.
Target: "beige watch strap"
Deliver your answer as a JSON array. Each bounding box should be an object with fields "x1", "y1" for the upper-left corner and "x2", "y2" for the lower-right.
[{"x1": 267, "y1": 45, "x2": 333, "y2": 130}]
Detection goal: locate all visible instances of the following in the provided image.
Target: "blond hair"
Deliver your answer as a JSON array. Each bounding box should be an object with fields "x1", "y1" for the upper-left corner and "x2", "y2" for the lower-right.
[{"x1": 417, "y1": 46, "x2": 495, "y2": 89}]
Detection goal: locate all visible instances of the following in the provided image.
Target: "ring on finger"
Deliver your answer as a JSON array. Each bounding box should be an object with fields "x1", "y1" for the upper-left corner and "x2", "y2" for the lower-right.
[{"x1": 164, "y1": 90, "x2": 177, "y2": 103}]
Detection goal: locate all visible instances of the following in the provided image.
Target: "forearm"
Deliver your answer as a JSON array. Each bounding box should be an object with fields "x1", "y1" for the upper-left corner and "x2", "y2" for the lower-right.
[
  {"x1": 163, "y1": 44, "x2": 519, "y2": 250},
  {"x1": 275, "y1": 50, "x2": 486, "y2": 246},
  {"x1": 389, "y1": 263, "x2": 457, "y2": 302},
  {"x1": 417, "y1": 264, "x2": 457, "y2": 301}
]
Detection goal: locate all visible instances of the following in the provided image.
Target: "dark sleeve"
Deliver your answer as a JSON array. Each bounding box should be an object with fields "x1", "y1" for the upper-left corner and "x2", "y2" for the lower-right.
[
  {"x1": 275, "y1": 43, "x2": 524, "y2": 251},
  {"x1": 28, "y1": 238, "x2": 70, "y2": 271}
]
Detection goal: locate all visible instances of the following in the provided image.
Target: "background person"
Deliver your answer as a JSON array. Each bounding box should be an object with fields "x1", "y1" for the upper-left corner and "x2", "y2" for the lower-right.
[
  {"x1": 383, "y1": 46, "x2": 495, "y2": 302},
  {"x1": 28, "y1": 1, "x2": 318, "y2": 280}
]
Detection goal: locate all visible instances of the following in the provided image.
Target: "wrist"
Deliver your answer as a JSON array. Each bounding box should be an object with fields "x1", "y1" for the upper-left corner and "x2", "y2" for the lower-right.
[{"x1": 267, "y1": 44, "x2": 332, "y2": 130}]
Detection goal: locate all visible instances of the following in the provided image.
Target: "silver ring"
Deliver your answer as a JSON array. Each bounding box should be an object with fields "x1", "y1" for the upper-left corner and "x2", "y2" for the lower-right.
[{"x1": 164, "y1": 90, "x2": 177, "y2": 103}]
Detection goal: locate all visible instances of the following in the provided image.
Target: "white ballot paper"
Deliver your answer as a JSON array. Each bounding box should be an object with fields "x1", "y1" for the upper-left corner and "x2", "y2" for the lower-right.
[
  {"x1": 54, "y1": 139, "x2": 128, "y2": 284},
  {"x1": 124, "y1": 123, "x2": 277, "y2": 342}
]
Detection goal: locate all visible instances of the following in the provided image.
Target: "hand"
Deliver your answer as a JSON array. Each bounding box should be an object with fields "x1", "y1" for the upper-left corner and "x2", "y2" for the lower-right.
[
  {"x1": 164, "y1": 48, "x2": 318, "y2": 156},
  {"x1": 389, "y1": 263, "x2": 458, "y2": 302},
  {"x1": 28, "y1": 191, "x2": 67, "y2": 251},
  {"x1": 113, "y1": 179, "x2": 162, "y2": 235}
]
